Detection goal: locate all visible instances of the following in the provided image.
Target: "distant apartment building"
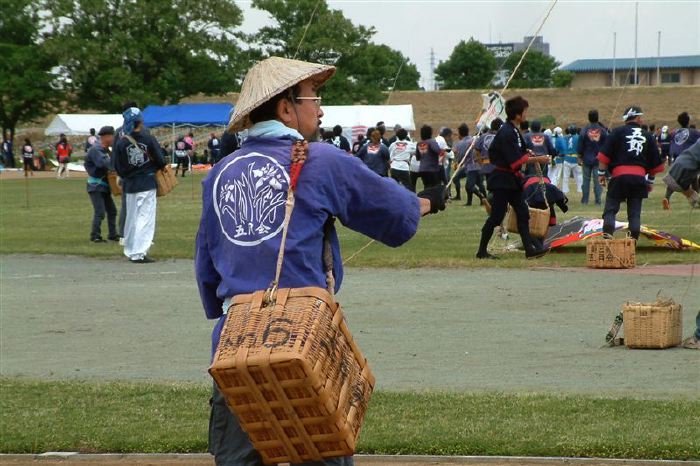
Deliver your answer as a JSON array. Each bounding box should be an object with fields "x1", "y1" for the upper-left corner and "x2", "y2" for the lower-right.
[
  {"x1": 484, "y1": 36, "x2": 551, "y2": 85},
  {"x1": 561, "y1": 55, "x2": 700, "y2": 88}
]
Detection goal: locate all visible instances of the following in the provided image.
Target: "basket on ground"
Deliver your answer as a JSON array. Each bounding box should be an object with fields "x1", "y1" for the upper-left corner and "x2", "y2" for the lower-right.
[
  {"x1": 506, "y1": 205, "x2": 549, "y2": 239},
  {"x1": 622, "y1": 299, "x2": 682, "y2": 349},
  {"x1": 586, "y1": 237, "x2": 635, "y2": 269},
  {"x1": 209, "y1": 287, "x2": 374, "y2": 465}
]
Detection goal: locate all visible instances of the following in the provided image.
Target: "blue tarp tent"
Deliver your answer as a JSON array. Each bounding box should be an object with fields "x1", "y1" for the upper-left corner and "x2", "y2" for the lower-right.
[{"x1": 143, "y1": 103, "x2": 233, "y2": 127}]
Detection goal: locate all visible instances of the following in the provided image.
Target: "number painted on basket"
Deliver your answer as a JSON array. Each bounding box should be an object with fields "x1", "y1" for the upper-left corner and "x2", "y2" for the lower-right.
[{"x1": 262, "y1": 318, "x2": 293, "y2": 348}]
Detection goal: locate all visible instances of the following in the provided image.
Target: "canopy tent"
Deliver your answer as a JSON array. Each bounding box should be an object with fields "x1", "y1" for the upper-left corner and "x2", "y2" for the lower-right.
[
  {"x1": 142, "y1": 103, "x2": 234, "y2": 128},
  {"x1": 45, "y1": 114, "x2": 123, "y2": 136}
]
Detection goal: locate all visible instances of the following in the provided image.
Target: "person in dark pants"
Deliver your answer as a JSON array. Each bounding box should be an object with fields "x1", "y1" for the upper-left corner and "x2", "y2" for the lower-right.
[
  {"x1": 476, "y1": 96, "x2": 551, "y2": 260},
  {"x1": 597, "y1": 106, "x2": 664, "y2": 240},
  {"x1": 174, "y1": 135, "x2": 193, "y2": 177},
  {"x1": 21, "y1": 138, "x2": 35, "y2": 176},
  {"x1": 2, "y1": 133, "x2": 15, "y2": 168},
  {"x1": 416, "y1": 124, "x2": 443, "y2": 188},
  {"x1": 577, "y1": 110, "x2": 608, "y2": 205},
  {"x1": 84, "y1": 126, "x2": 118, "y2": 242},
  {"x1": 387, "y1": 128, "x2": 415, "y2": 190}
]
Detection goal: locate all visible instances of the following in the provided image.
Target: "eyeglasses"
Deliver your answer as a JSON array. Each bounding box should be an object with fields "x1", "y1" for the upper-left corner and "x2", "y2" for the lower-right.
[{"x1": 295, "y1": 96, "x2": 322, "y2": 105}]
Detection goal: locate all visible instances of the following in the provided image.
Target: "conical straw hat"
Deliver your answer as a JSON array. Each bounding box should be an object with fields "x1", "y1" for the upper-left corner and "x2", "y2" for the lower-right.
[{"x1": 228, "y1": 56, "x2": 335, "y2": 132}]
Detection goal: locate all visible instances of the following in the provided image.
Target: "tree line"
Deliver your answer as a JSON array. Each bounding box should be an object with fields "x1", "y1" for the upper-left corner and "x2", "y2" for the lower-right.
[{"x1": 0, "y1": 0, "x2": 570, "y2": 138}]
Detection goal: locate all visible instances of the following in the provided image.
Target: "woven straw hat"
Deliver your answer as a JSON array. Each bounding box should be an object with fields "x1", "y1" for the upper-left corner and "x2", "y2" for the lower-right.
[{"x1": 228, "y1": 56, "x2": 335, "y2": 132}]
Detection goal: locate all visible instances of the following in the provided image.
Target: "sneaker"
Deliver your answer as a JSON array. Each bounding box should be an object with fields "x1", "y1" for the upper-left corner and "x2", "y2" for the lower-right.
[
  {"x1": 682, "y1": 335, "x2": 699, "y2": 349},
  {"x1": 525, "y1": 247, "x2": 550, "y2": 259},
  {"x1": 108, "y1": 235, "x2": 121, "y2": 242},
  {"x1": 476, "y1": 252, "x2": 499, "y2": 260},
  {"x1": 91, "y1": 237, "x2": 107, "y2": 243},
  {"x1": 130, "y1": 256, "x2": 155, "y2": 264},
  {"x1": 662, "y1": 198, "x2": 670, "y2": 210}
]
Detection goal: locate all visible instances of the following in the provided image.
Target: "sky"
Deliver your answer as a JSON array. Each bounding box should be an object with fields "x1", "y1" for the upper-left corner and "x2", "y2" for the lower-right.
[{"x1": 236, "y1": 0, "x2": 700, "y2": 89}]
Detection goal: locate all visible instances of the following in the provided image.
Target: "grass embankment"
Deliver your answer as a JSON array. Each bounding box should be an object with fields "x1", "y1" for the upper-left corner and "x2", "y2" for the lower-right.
[
  {"x1": 0, "y1": 172, "x2": 698, "y2": 267},
  {"x1": 1, "y1": 379, "x2": 698, "y2": 459}
]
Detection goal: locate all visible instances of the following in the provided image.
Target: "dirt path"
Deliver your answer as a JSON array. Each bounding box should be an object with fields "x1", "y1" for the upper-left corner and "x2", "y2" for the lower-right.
[{"x1": 2, "y1": 255, "x2": 698, "y2": 398}]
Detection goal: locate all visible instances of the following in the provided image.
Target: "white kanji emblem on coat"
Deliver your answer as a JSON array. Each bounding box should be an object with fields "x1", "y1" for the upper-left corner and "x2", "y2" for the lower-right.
[
  {"x1": 213, "y1": 153, "x2": 289, "y2": 246},
  {"x1": 625, "y1": 128, "x2": 646, "y2": 157}
]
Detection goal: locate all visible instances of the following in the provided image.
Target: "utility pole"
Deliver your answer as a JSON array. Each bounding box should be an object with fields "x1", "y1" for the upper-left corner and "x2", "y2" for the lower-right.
[
  {"x1": 612, "y1": 32, "x2": 617, "y2": 87},
  {"x1": 634, "y1": 1, "x2": 638, "y2": 85},
  {"x1": 657, "y1": 30, "x2": 661, "y2": 86},
  {"x1": 429, "y1": 47, "x2": 436, "y2": 91}
]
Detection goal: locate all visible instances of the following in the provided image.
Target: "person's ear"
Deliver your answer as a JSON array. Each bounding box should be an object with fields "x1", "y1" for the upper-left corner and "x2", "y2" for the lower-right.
[{"x1": 277, "y1": 98, "x2": 295, "y2": 127}]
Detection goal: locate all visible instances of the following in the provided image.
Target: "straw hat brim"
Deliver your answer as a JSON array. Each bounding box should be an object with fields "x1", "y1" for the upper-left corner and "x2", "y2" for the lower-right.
[{"x1": 228, "y1": 57, "x2": 336, "y2": 133}]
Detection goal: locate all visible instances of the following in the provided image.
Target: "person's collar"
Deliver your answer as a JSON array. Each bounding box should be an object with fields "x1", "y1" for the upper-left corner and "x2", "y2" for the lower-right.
[
  {"x1": 626, "y1": 121, "x2": 641, "y2": 127},
  {"x1": 248, "y1": 120, "x2": 304, "y2": 141}
]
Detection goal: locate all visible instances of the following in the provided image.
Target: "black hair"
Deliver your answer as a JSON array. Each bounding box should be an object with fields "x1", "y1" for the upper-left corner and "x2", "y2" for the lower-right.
[
  {"x1": 396, "y1": 128, "x2": 408, "y2": 140},
  {"x1": 505, "y1": 96, "x2": 528, "y2": 121},
  {"x1": 490, "y1": 118, "x2": 503, "y2": 131},
  {"x1": 457, "y1": 123, "x2": 469, "y2": 137},
  {"x1": 121, "y1": 101, "x2": 138, "y2": 112},
  {"x1": 678, "y1": 112, "x2": 690, "y2": 128},
  {"x1": 588, "y1": 109, "x2": 599, "y2": 123},
  {"x1": 333, "y1": 125, "x2": 342, "y2": 136},
  {"x1": 420, "y1": 124, "x2": 432, "y2": 140},
  {"x1": 24, "y1": 137, "x2": 31, "y2": 145},
  {"x1": 530, "y1": 120, "x2": 542, "y2": 132},
  {"x1": 89, "y1": 128, "x2": 95, "y2": 135},
  {"x1": 365, "y1": 126, "x2": 375, "y2": 138},
  {"x1": 649, "y1": 124, "x2": 656, "y2": 132},
  {"x1": 641, "y1": 124, "x2": 649, "y2": 131},
  {"x1": 249, "y1": 86, "x2": 299, "y2": 125},
  {"x1": 519, "y1": 120, "x2": 529, "y2": 131},
  {"x1": 439, "y1": 127, "x2": 452, "y2": 137}
]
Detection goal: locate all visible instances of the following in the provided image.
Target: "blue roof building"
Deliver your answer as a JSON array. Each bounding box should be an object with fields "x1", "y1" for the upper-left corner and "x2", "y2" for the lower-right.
[{"x1": 560, "y1": 55, "x2": 700, "y2": 87}]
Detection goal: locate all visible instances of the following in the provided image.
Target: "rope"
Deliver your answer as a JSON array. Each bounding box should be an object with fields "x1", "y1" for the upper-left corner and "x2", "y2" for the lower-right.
[
  {"x1": 343, "y1": 0, "x2": 559, "y2": 265},
  {"x1": 292, "y1": 0, "x2": 322, "y2": 60}
]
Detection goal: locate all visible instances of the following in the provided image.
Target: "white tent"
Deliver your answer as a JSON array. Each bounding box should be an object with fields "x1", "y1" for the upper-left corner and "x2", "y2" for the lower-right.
[
  {"x1": 45, "y1": 114, "x2": 123, "y2": 136},
  {"x1": 320, "y1": 105, "x2": 416, "y2": 131}
]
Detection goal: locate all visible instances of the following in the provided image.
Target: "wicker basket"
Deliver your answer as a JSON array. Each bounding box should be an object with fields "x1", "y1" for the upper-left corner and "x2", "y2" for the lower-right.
[
  {"x1": 107, "y1": 171, "x2": 121, "y2": 196},
  {"x1": 586, "y1": 237, "x2": 636, "y2": 269},
  {"x1": 622, "y1": 300, "x2": 682, "y2": 349},
  {"x1": 209, "y1": 286, "x2": 374, "y2": 465},
  {"x1": 506, "y1": 205, "x2": 549, "y2": 239}
]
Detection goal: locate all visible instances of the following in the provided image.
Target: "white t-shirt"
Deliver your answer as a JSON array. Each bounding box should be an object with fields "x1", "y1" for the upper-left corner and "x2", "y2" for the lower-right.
[{"x1": 388, "y1": 140, "x2": 415, "y2": 171}]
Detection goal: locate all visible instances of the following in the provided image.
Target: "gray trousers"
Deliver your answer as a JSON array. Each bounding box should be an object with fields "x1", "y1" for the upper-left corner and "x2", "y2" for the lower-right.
[
  {"x1": 88, "y1": 191, "x2": 117, "y2": 240},
  {"x1": 209, "y1": 384, "x2": 354, "y2": 466}
]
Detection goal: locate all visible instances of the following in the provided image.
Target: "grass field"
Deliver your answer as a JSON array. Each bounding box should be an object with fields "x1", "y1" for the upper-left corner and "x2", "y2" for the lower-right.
[
  {"x1": 0, "y1": 172, "x2": 697, "y2": 267},
  {"x1": 1, "y1": 379, "x2": 698, "y2": 459}
]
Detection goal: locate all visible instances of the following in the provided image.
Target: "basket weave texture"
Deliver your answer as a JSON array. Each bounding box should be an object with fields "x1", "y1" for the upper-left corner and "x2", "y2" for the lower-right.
[
  {"x1": 506, "y1": 205, "x2": 549, "y2": 238},
  {"x1": 107, "y1": 172, "x2": 121, "y2": 196},
  {"x1": 586, "y1": 238, "x2": 636, "y2": 269},
  {"x1": 622, "y1": 299, "x2": 682, "y2": 349},
  {"x1": 209, "y1": 286, "x2": 374, "y2": 465}
]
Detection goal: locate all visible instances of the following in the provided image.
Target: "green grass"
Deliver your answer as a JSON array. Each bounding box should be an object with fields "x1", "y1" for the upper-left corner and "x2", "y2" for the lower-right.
[
  {"x1": 0, "y1": 172, "x2": 698, "y2": 267},
  {"x1": 1, "y1": 379, "x2": 698, "y2": 459}
]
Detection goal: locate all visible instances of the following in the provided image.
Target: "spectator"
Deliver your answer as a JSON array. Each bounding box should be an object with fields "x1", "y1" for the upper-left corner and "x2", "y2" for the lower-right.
[
  {"x1": 21, "y1": 138, "x2": 34, "y2": 177},
  {"x1": 475, "y1": 96, "x2": 551, "y2": 260},
  {"x1": 113, "y1": 107, "x2": 166, "y2": 263},
  {"x1": 84, "y1": 128, "x2": 99, "y2": 152},
  {"x1": 330, "y1": 125, "x2": 351, "y2": 152},
  {"x1": 376, "y1": 121, "x2": 389, "y2": 146},
  {"x1": 388, "y1": 124, "x2": 402, "y2": 145},
  {"x1": 597, "y1": 106, "x2": 664, "y2": 241},
  {"x1": 208, "y1": 132, "x2": 221, "y2": 164},
  {"x1": 453, "y1": 123, "x2": 486, "y2": 205},
  {"x1": 55, "y1": 133, "x2": 73, "y2": 179},
  {"x1": 435, "y1": 127, "x2": 454, "y2": 196},
  {"x1": 388, "y1": 127, "x2": 415, "y2": 190},
  {"x1": 657, "y1": 125, "x2": 672, "y2": 162},
  {"x1": 356, "y1": 129, "x2": 390, "y2": 177},
  {"x1": 2, "y1": 132, "x2": 15, "y2": 168},
  {"x1": 352, "y1": 134, "x2": 365, "y2": 155},
  {"x1": 85, "y1": 126, "x2": 118, "y2": 243},
  {"x1": 416, "y1": 124, "x2": 443, "y2": 188},
  {"x1": 578, "y1": 110, "x2": 608, "y2": 205},
  {"x1": 552, "y1": 125, "x2": 582, "y2": 195},
  {"x1": 174, "y1": 135, "x2": 193, "y2": 177}
]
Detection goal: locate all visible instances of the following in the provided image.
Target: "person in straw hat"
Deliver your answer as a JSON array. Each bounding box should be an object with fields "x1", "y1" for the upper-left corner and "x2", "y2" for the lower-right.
[{"x1": 195, "y1": 56, "x2": 446, "y2": 465}]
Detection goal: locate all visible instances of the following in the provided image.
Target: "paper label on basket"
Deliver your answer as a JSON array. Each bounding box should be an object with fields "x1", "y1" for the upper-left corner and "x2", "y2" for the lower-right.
[{"x1": 213, "y1": 152, "x2": 290, "y2": 246}]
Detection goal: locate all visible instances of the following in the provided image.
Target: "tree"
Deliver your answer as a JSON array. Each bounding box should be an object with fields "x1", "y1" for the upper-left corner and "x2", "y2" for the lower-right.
[
  {"x1": 44, "y1": 0, "x2": 250, "y2": 112},
  {"x1": 502, "y1": 50, "x2": 560, "y2": 88},
  {"x1": 0, "y1": 0, "x2": 62, "y2": 139},
  {"x1": 553, "y1": 70, "x2": 574, "y2": 88},
  {"x1": 434, "y1": 39, "x2": 497, "y2": 89},
  {"x1": 251, "y1": 0, "x2": 420, "y2": 104}
]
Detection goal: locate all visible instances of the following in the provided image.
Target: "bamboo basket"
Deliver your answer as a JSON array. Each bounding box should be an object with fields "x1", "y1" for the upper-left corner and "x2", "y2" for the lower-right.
[
  {"x1": 586, "y1": 237, "x2": 636, "y2": 269},
  {"x1": 209, "y1": 286, "x2": 374, "y2": 465},
  {"x1": 107, "y1": 171, "x2": 121, "y2": 196},
  {"x1": 506, "y1": 205, "x2": 549, "y2": 239},
  {"x1": 622, "y1": 300, "x2": 682, "y2": 349}
]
